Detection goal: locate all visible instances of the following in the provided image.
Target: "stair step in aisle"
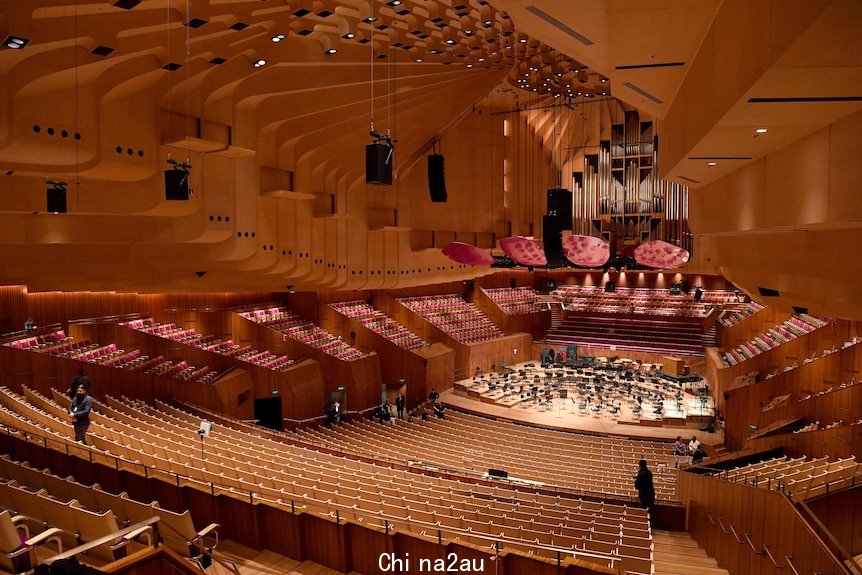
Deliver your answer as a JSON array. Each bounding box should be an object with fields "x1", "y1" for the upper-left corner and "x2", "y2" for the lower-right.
[{"x1": 652, "y1": 529, "x2": 729, "y2": 575}]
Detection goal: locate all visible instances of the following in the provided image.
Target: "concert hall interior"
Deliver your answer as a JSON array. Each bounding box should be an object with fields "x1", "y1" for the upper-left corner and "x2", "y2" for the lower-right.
[{"x1": 1, "y1": 1, "x2": 862, "y2": 574}]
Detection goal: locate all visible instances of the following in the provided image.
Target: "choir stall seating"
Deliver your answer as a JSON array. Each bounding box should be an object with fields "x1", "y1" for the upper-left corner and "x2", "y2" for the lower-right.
[
  {"x1": 295, "y1": 410, "x2": 678, "y2": 502},
  {"x1": 3, "y1": 331, "x2": 215, "y2": 383},
  {"x1": 329, "y1": 301, "x2": 427, "y2": 350},
  {"x1": 0, "y1": 387, "x2": 654, "y2": 575},
  {"x1": 398, "y1": 295, "x2": 504, "y2": 343},
  {"x1": 545, "y1": 314, "x2": 706, "y2": 356},
  {"x1": 551, "y1": 286, "x2": 731, "y2": 318},
  {"x1": 239, "y1": 307, "x2": 365, "y2": 360},
  {"x1": 710, "y1": 455, "x2": 861, "y2": 500},
  {"x1": 721, "y1": 314, "x2": 830, "y2": 366},
  {"x1": 482, "y1": 287, "x2": 545, "y2": 315},
  {"x1": 121, "y1": 317, "x2": 293, "y2": 372}
]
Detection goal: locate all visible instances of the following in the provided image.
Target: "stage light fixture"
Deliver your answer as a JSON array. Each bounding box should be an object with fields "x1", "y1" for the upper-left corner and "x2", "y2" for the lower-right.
[
  {"x1": 253, "y1": 59, "x2": 267, "y2": 67},
  {"x1": 271, "y1": 34, "x2": 285, "y2": 42},
  {"x1": 3, "y1": 36, "x2": 30, "y2": 49}
]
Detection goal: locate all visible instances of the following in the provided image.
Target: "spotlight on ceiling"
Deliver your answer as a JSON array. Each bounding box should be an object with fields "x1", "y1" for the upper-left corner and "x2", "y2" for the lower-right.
[
  {"x1": 755, "y1": 127, "x2": 768, "y2": 133},
  {"x1": 46, "y1": 179, "x2": 67, "y2": 213},
  {"x1": 343, "y1": 32, "x2": 356, "y2": 39},
  {"x1": 253, "y1": 59, "x2": 267, "y2": 67},
  {"x1": 446, "y1": 39, "x2": 456, "y2": 45},
  {"x1": 3, "y1": 36, "x2": 30, "y2": 49},
  {"x1": 271, "y1": 34, "x2": 285, "y2": 42},
  {"x1": 325, "y1": 48, "x2": 337, "y2": 55},
  {"x1": 387, "y1": 0, "x2": 402, "y2": 5}
]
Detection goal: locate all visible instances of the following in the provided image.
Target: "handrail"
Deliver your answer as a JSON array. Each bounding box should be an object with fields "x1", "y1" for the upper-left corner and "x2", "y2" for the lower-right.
[
  {"x1": 729, "y1": 524, "x2": 744, "y2": 544},
  {"x1": 744, "y1": 533, "x2": 762, "y2": 555},
  {"x1": 707, "y1": 511, "x2": 717, "y2": 526},
  {"x1": 789, "y1": 492, "x2": 862, "y2": 575},
  {"x1": 718, "y1": 518, "x2": 730, "y2": 535},
  {"x1": 43, "y1": 517, "x2": 160, "y2": 565},
  {"x1": 785, "y1": 555, "x2": 800, "y2": 575},
  {"x1": 762, "y1": 544, "x2": 782, "y2": 569}
]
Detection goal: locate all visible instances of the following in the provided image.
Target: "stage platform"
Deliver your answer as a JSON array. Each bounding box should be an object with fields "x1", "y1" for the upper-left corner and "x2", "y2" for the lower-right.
[{"x1": 443, "y1": 361, "x2": 720, "y2": 446}]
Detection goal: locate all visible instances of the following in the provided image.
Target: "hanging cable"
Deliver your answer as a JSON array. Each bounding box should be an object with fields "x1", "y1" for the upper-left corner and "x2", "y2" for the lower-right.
[
  {"x1": 369, "y1": 3, "x2": 375, "y2": 133},
  {"x1": 185, "y1": 0, "x2": 191, "y2": 163}
]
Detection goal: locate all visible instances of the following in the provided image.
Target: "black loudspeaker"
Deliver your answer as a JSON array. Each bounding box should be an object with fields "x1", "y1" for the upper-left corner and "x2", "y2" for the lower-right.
[
  {"x1": 604, "y1": 280, "x2": 615, "y2": 293},
  {"x1": 488, "y1": 468, "x2": 508, "y2": 479},
  {"x1": 428, "y1": 154, "x2": 447, "y2": 202},
  {"x1": 542, "y1": 215, "x2": 563, "y2": 263},
  {"x1": 366, "y1": 143, "x2": 393, "y2": 185},
  {"x1": 547, "y1": 188, "x2": 573, "y2": 230},
  {"x1": 46, "y1": 187, "x2": 67, "y2": 213},
  {"x1": 164, "y1": 169, "x2": 190, "y2": 200}
]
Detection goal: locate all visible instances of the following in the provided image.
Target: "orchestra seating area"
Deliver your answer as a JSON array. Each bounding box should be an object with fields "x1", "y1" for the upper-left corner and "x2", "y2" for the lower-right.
[
  {"x1": 551, "y1": 286, "x2": 733, "y2": 318},
  {"x1": 0, "y1": 386, "x2": 655, "y2": 575},
  {"x1": 240, "y1": 307, "x2": 365, "y2": 360},
  {"x1": 482, "y1": 287, "x2": 544, "y2": 315},
  {"x1": 3, "y1": 331, "x2": 216, "y2": 383},
  {"x1": 398, "y1": 295, "x2": 504, "y2": 343},
  {"x1": 122, "y1": 317, "x2": 294, "y2": 372},
  {"x1": 545, "y1": 314, "x2": 706, "y2": 356},
  {"x1": 329, "y1": 301, "x2": 427, "y2": 350},
  {"x1": 717, "y1": 302, "x2": 764, "y2": 328},
  {"x1": 710, "y1": 455, "x2": 861, "y2": 500},
  {"x1": 295, "y1": 409, "x2": 678, "y2": 502},
  {"x1": 721, "y1": 314, "x2": 830, "y2": 366},
  {"x1": 0, "y1": 453, "x2": 218, "y2": 569}
]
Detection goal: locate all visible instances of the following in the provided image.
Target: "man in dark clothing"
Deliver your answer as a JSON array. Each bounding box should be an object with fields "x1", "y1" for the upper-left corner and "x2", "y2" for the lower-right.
[
  {"x1": 68, "y1": 385, "x2": 93, "y2": 444},
  {"x1": 428, "y1": 388, "x2": 439, "y2": 402},
  {"x1": 67, "y1": 369, "x2": 92, "y2": 398},
  {"x1": 634, "y1": 459, "x2": 656, "y2": 511},
  {"x1": 395, "y1": 393, "x2": 405, "y2": 419}
]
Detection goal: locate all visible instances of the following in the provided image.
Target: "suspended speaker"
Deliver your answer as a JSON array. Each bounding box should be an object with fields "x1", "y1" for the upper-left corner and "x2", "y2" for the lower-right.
[
  {"x1": 546, "y1": 188, "x2": 573, "y2": 230},
  {"x1": 542, "y1": 214, "x2": 562, "y2": 263},
  {"x1": 46, "y1": 187, "x2": 67, "y2": 213},
  {"x1": 164, "y1": 169, "x2": 190, "y2": 200},
  {"x1": 428, "y1": 154, "x2": 447, "y2": 202},
  {"x1": 366, "y1": 143, "x2": 393, "y2": 185}
]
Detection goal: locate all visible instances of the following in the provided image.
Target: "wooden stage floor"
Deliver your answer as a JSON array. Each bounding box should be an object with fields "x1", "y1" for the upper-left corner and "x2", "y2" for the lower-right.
[{"x1": 442, "y1": 363, "x2": 722, "y2": 447}]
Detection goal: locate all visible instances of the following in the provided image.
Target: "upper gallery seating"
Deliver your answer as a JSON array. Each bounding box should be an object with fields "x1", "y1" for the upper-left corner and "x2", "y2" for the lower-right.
[
  {"x1": 0, "y1": 387, "x2": 653, "y2": 574},
  {"x1": 721, "y1": 314, "x2": 830, "y2": 366},
  {"x1": 717, "y1": 302, "x2": 764, "y2": 328},
  {"x1": 482, "y1": 287, "x2": 545, "y2": 315},
  {"x1": 551, "y1": 286, "x2": 732, "y2": 318},
  {"x1": 545, "y1": 314, "x2": 705, "y2": 356},
  {"x1": 329, "y1": 301, "x2": 427, "y2": 350},
  {"x1": 711, "y1": 455, "x2": 861, "y2": 500},
  {"x1": 3, "y1": 331, "x2": 216, "y2": 383},
  {"x1": 296, "y1": 409, "x2": 678, "y2": 502},
  {"x1": 398, "y1": 295, "x2": 504, "y2": 343},
  {"x1": 239, "y1": 307, "x2": 365, "y2": 360},
  {"x1": 121, "y1": 317, "x2": 294, "y2": 372}
]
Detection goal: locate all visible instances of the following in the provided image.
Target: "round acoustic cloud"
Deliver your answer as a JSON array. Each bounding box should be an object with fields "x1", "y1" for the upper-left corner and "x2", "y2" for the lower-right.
[
  {"x1": 634, "y1": 240, "x2": 690, "y2": 269},
  {"x1": 563, "y1": 234, "x2": 610, "y2": 267},
  {"x1": 499, "y1": 236, "x2": 547, "y2": 267},
  {"x1": 441, "y1": 242, "x2": 493, "y2": 266}
]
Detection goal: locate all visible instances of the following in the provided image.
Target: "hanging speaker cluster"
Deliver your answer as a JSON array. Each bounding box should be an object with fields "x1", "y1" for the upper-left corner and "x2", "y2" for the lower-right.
[
  {"x1": 46, "y1": 179, "x2": 67, "y2": 213},
  {"x1": 366, "y1": 142, "x2": 393, "y2": 185},
  {"x1": 428, "y1": 154, "x2": 447, "y2": 202}
]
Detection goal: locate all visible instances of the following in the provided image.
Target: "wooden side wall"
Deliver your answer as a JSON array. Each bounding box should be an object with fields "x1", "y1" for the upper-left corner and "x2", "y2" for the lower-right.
[{"x1": 677, "y1": 470, "x2": 847, "y2": 575}]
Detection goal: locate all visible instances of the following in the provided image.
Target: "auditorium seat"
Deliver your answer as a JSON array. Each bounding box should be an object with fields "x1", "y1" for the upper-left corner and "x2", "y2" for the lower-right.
[
  {"x1": 398, "y1": 295, "x2": 504, "y2": 343},
  {"x1": 483, "y1": 287, "x2": 545, "y2": 315}
]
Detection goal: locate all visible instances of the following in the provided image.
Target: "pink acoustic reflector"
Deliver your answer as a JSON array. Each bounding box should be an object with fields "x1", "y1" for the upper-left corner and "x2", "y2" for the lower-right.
[
  {"x1": 634, "y1": 240, "x2": 690, "y2": 269},
  {"x1": 441, "y1": 242, "x2": 493, "y2": 266},
  {"x1": 563, "y1": 235, "x2": 610, "y2": 267},
  {"x1": 499, "y1": 236, "x2": 547, "y2": 267}
]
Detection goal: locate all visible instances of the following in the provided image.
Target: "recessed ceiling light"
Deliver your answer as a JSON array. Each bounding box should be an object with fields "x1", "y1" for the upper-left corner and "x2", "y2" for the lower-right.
[
  {"x1": 465, "y1": 30, "x2": 473, "y2": 36},
  {"x1": 446, "y1": 39, "x2": 456, "y2": 45},
  {"x1": 343, "y1": 33, "x2": 356, "y2": 39},
  {"x1": 3, "y1": 36, "x2": 30, "y2": 49},
  {"x1": 708, "y1": 162, "x2": 717, "y2": 166},
  {"x1": 271, "y1": 34, "x2": 285, "y2": 42},
  {"x1": 388, "y1": 0, "x2": 401, "y2": 5},
  {"x1": 325, "y1": 48, "x2": 337, "y2": 55},
  {"x1": 254, "y1": 59, "x2": 267, "y2": 67},
  {"x1": 519, "y1": 38, "x2": 527, "y2": 43},
  {"x1": 755, "y1": 128, "x2": 768, "y2": 133},
  {"x1": 466, "y1": 64, "x2": 472, "y2": 68},
  {"x1": 483, "y1": 20, "x2": 493, "y2": 26},
  {"x1": 365, "y1": 16, "x2": 378, "y2": 23},
  {"x1": 429, "y1": 49, "x2": 441, "y2": 54},
  {"x1": 601, "y1": 78, "x2": 607, "y2": 83},
  {"x1": 415, "y1": 58, "x2": 423, "y2": 62}
]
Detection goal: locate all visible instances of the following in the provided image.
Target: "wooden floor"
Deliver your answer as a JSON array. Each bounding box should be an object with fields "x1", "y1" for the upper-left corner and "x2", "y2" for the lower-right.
[
  {"x1": 442, "y1": 362, "x2": 722, "y2": 447},
  {"x1": 210, "y1": 541, "x2": 358, "y2": 575},
  {"x1": 652, "y1": 530, "x2": 729, "y2": 575}
]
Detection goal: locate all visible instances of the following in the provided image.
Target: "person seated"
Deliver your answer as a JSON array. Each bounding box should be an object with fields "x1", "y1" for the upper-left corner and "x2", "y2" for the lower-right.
[
  {"x1": 428, "y1": 388, "x2": 440, "y2": 402},
  {"x1": 673, "y1": 436, "x2": 688, "y2": 456},
  {"x1": 432, "y1": 402, "x2": 445, "y2": 419},
  {"x1": 692, "y1": 445, "x2": 707, "y2": 463},
  {"x1": 688, "y1": 435, "x2": 701, "y2": 454}
]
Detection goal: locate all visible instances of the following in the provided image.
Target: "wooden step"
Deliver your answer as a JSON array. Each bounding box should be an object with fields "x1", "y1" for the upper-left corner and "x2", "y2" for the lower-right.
[
  {"x1": 213, "y1": 540, "x2": 357, "y2": 575},
  {"x1": 652, "y1": 530, "x2": 729, "y2": 575}
]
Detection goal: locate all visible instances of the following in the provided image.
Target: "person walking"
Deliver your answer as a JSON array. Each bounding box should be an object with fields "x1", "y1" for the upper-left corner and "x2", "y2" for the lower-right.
[{"x1": 68, "y1": 384, "x2": 93, "y2": 444}]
